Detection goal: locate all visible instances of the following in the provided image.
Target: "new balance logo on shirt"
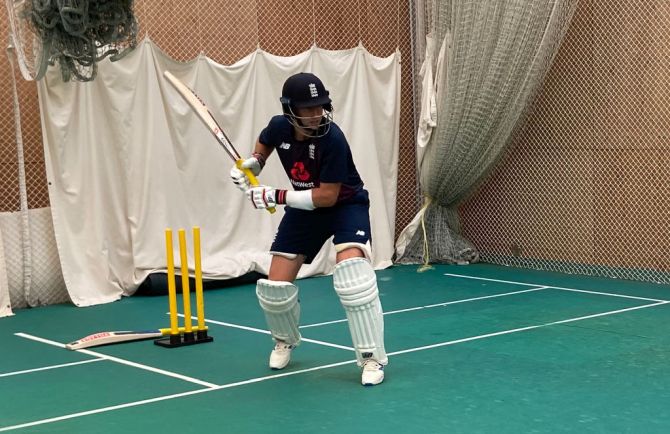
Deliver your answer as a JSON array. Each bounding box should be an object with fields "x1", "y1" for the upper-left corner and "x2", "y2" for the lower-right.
[
  {"x1": 356, "y1": 230, "x2": 366, "y2": 236},
  {"x1": 279, "y1": 142, "x2": 291, "y2": 150}
]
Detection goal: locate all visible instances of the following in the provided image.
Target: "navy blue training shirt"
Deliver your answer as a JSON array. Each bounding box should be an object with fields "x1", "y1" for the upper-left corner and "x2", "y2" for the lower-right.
[{"x1": 258, "y1": 115, "x2": 365, "y2": 203}]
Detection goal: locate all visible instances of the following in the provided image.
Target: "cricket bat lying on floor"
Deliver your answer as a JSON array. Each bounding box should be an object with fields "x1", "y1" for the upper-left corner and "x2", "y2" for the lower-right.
[{"x1": 65, "y1": 326, "x2": 205, "y2": 350}]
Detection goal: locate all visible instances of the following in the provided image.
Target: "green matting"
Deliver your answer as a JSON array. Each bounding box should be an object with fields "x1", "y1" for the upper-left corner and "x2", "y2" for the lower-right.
[{"x1": 1, "y1": 263, "x2": 670, "y2": 433}]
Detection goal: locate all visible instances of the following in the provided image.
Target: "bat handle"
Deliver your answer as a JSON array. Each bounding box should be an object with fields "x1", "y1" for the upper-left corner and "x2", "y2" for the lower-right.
[{"x1": 237, "y1": 159, "x2": 276, "y2": 214}]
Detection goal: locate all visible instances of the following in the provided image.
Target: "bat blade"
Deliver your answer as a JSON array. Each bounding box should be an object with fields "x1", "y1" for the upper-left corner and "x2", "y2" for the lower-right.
[
  {"x1": 163, "y1": 70, "x2": 275, "y2": 214},
  {"x1": 65, "y1": 330, "x2": 164, "y2": 350},
  {"x1": 163, "y1": 71, "x2": 240, "y2": 161}
]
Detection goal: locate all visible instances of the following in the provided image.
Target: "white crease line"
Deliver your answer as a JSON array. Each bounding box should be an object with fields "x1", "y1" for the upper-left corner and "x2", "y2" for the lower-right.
[
  {"x1": 550, "y1": 287, "x2": 668, "y2": 302},
  {"x1": 299, "y1": 318, "x2": 349, "y2": 328},
  {"x1": 5, "y1": 301, "x2": 668, "y2": 432},
  {"x1": 0, "y1": 359, "x2": 357, "y2": 433},
  {"x1": 14, "y1": 333, "x2": 218, "y2": 388},
  {"x1": 0, "y1": 358, "x2": 104, "y2": 378},
  {"x1": 443, "y1": 273, "x2": 668, "y2": 302},
  {"x1": 174, "y1": 314, "x2": 355, "y2": 351},
  {"x1": 300, "y1": 286, "x2": 550, "y2": 329},
  {"x1": 388, "y1": 301, "x2": 670, "y2": 356}
]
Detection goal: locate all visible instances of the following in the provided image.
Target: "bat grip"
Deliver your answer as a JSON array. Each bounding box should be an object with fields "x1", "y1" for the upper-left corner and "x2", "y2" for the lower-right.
[{"x1": 237, "y1": 159, "x2": 276, "y2": 214}]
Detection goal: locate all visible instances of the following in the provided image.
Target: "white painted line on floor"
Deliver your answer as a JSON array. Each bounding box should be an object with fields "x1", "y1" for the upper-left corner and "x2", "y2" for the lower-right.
[
  {"x1": 0, "y1": 359, "x2": 358, "y2": 433},
  {"x1": 300, "y1": 286, "x2": 550, "y2": 329},
  {"x1": 174, "y1": 313, "x2": 355, "y2": 352},
  {"x1": 388, "y1": 301, "x2": 670, "y2": 356},
  {"x1": 0, "y1": 387, "x2": 219, "y2": 432},
  {"x1": 443, "y1": 273, "x2": 668, "y2": 302},
  {"x1": 550, "y1": 286, "x2": 668, "y2": 302},
  {"x1": 14, "y1": 333, "x2": 218, "y2": 388},
  {"x1": 0, "y1": 358, "x2": 104, "y2": 378}
]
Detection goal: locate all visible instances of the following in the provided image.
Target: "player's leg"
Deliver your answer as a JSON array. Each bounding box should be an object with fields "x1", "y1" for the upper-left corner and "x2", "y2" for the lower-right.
[
  {"x1": 257, "y1": 253, "x2": 304, "y2": 369},
  {"x1": 332, "y1": 200, "x2": 388, "y2": 386},
  {"x1": 268, "y1": 253, "x2": 304, "y2": 281},
  {"x1": 256, "y1": 207, "x2": 333, "y2": 369}
]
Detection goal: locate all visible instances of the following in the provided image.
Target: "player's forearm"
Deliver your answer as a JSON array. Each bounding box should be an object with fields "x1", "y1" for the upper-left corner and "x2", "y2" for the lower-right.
[
  {"x1": 309, "y1": 187, "x2": 338, "y2": 208},
  {"x1": 253, "y1": 141, "x2": 274, "y2": 166},
  {"x1": 280, "y1": 187, "x2": 337, "y2": 210}
]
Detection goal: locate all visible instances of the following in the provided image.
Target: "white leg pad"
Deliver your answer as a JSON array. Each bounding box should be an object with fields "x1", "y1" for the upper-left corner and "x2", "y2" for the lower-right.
[
  {"x1": 256, "y1": 279, "x2": 301, "y2": 346},
  {"x1": 333, "y1": 258, "x2": 388, "y2": 367}
]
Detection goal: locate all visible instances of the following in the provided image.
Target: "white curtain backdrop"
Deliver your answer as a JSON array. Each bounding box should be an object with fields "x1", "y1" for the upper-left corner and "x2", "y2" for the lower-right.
[{"x1": 38, "y1": 39, "x2": 400, "y2": 307}]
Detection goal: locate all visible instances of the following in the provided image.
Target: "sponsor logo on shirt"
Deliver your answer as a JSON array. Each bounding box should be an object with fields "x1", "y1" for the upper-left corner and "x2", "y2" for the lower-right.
[
  {"x1": 290, "y1": 162, "x2": 311, "y2": 181},
  {"x1": 279, "y1": 142, "x2": 291, "y2": 150},
  {"x1": 356, "y1": 230, "x2": 366, "y2": 236},
  {"x1": 290, "y1": 179, "x2": 316, "y2": 188},
  {"x1": 309, "y1": 144, "x2": 315, "y2": 159}
]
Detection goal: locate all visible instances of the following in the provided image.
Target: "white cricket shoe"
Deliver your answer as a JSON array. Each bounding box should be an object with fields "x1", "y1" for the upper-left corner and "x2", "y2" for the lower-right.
[
  {"x1": 361, "y1": 359, "x2": 385, "y2": 386},
  {"x1": 269, "y1": 341, "x2": 295, "y2": 370}
]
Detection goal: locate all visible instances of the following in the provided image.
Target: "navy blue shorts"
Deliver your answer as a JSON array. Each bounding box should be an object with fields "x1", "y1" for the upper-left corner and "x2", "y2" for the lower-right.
[{"x1": 270, "y1": 191, "x2": 371, "y2": 264}]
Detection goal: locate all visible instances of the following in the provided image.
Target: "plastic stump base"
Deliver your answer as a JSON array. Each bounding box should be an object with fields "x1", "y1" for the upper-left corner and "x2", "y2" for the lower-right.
[{"x1": 154, "y1": 331, "x2": 214, "y2": 348}]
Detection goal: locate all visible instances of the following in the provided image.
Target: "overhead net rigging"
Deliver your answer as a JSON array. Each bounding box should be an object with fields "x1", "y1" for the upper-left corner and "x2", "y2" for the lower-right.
[{"x1": 6, "y1": 0, "x2": 138, "y2": 82}]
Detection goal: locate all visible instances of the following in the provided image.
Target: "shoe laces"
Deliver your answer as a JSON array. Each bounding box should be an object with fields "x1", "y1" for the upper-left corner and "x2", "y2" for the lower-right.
[
  {"x1": 363, "y1": 359, "x2": 383, "y2": 371},
  {"x1": 274, "y1": 342, "x2": 293, "y2": 352}
]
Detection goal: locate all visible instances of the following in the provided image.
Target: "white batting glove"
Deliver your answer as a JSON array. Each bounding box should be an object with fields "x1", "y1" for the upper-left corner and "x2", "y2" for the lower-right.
[
  {"x1": 240, "y1": 155, "x2": 263, "y2": 176},
  {"x1": 229, "y1": 154, "x2": 264, "y2": 192},
  {"x1": 246, "y1": 186, "x2": 286, "y2": 210},
  {"x1": 230, "y1": 165, "x2": 250, "y2": 191}
]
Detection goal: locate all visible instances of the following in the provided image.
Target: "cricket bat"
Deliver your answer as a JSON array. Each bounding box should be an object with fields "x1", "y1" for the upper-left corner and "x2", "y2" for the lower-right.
[
  {"x1": 163, "y1": 70, "x2": 275, "y2": 213},
  {"x1": 65, "y1": 326, "x2": 204, "y2": 350}
]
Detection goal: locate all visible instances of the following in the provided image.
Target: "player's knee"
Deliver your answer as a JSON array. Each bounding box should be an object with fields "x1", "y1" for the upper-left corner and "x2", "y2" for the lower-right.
[
  {"x1": 333, "y1": 257, "x2": 378, "y2": 306},
  {"x1": 335, "y1": 241, "x2": 372, "y2": 261},
  {"x1": 256, "y1": 279, "x2": 299, "y2": 311}
]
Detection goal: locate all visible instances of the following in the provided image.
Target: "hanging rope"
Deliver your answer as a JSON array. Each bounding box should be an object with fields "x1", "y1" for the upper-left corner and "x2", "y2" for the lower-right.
[
  {"x1": 417, "y1": 196, "x2": 434, "y2": 272},
  {"x1": 312, "y1": 0, "x2": 316, "y2": 45},
  {"x1": 396, "y1": 0, "x2": 400, "y2": 49},
  {"x1": 358, "y1": 0, "x2": 361, "y2": 44}
]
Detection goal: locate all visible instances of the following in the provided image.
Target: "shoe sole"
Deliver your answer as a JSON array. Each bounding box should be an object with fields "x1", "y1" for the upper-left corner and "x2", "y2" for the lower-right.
[{"x1": 269, "y1": 361, "x2": 290, "y2": 370}]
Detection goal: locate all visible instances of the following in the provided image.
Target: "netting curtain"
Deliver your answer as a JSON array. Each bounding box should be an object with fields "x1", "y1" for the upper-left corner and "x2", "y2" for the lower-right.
[{"x1": 397, "y1": 0, "x2": 579, "y2": 265}]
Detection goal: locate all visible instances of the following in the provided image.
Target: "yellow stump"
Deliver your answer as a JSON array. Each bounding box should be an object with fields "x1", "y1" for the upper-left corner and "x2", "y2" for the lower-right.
[
  {"x1": 193, "y1": 226, "x2": 207, "y2": 332},
  {"x1": 165, "y1": 229, "x2": 179, "y2": 336},
  {"x1": 155, "y1": 226, "x2": 213, "y2": 348},
  {"x1": 178, "y1": 229, "x2": 193, "y2": 335}
]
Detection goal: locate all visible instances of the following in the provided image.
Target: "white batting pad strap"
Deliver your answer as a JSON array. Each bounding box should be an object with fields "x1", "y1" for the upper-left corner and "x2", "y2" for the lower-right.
[
  {"x1": 333, "y1": 258, "x2": 388, "y2": 366},
  {"x1": 256, "y1": 279, "x2": 301, "y2": 346},
  {"x1": 334, "y1": 241, "x2": 372, "y2": 261}
]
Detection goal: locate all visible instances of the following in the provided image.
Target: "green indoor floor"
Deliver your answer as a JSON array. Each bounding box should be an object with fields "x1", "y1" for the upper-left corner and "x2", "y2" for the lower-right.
[{"x1": 2, "y1": 263, "x2": 670, "y2": 433}]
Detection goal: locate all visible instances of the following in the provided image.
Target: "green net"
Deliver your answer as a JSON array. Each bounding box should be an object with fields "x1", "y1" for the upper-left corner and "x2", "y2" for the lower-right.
[{"x1": 10, "y1": 0, "x2": 138, "y2": 81}]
